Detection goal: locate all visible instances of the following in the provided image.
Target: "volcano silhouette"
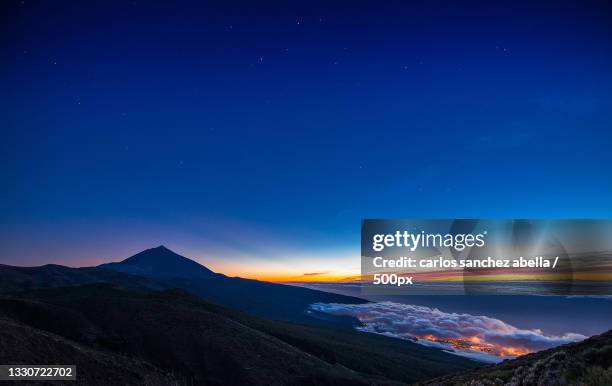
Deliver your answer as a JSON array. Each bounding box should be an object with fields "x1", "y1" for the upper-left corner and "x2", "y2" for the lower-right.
[{"x1": 99, "y1": 245, "x2": 217, "y2": 280}]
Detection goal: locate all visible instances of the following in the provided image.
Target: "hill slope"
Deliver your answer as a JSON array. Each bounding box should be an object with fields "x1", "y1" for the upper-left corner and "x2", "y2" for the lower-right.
[
  {"x1": 0, "y1": 317, "x2": 181, "y2": 385},
  {"x1": 421, "y1": 330, "x2": 612, "y2": 385},
  {"x1": 0, "y1": 284, "x2": 478, "y2": 385}
]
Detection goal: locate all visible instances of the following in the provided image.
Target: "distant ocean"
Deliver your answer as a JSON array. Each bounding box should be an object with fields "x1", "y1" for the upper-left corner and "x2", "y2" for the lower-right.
[{"x1": 290, "y1": 282, "x2": 612, "y2": 337}]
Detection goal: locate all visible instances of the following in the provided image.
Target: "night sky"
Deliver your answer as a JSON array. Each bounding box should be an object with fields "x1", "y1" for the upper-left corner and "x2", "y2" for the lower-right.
[{"x1": 2, "y1": 0, "x2": 611, "y2": 279}]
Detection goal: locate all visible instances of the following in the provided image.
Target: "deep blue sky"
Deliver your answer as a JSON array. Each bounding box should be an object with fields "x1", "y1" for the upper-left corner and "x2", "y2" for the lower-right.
[{"x1": 1, "y1": 0, "x2": 611, "y2": 276}]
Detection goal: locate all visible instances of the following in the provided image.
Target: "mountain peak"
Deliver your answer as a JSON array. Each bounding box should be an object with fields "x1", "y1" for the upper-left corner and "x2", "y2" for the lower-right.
[{"x1": 99, "y1": 246, "x2": 217, "y2": 280}]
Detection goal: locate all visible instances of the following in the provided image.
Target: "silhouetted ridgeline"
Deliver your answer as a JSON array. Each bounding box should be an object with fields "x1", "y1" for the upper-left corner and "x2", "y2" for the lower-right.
[{"x1": 1, "y1": 246, "x2": 367, "y2": 326}]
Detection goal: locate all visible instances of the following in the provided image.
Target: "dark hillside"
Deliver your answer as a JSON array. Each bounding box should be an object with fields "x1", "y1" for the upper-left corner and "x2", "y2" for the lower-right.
[
  {"x1": 0, "y1": 317, "x2": 181, "y2": 385},
  {"x1": 0, "y1": 284, "x2": 477, "y2": 385},
  {"x1": 422, "y1": 330, "x2": 612, "y2": 385}
]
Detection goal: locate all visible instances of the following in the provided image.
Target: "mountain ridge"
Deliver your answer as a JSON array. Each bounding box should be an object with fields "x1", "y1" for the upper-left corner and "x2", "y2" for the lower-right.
[{"x1": 0, "y1": 246, "x2": 367, "y2": 327}]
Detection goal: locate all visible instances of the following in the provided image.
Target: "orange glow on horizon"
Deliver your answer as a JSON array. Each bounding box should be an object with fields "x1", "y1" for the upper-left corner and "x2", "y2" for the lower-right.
[
  {"x1": 212, "y1": 258, "x2": 612, "y2": 284},
  {"x1": 241, "y1": 273, "x2": 360, "y2": 283},
  {"x1": 236, "y1": 269, "x2": 612, "y2": 283}
]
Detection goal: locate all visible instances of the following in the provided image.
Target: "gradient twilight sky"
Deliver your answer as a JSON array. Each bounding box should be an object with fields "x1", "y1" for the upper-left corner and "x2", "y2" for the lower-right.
[{"x1": 1, "y1": 0, "x2": 611, "y2": 280}]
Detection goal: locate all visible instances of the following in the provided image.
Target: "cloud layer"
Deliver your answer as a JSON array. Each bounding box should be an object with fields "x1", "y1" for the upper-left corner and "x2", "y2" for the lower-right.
[{"x1": 310, "y1": 302, "x2": 585, "y2": 362}]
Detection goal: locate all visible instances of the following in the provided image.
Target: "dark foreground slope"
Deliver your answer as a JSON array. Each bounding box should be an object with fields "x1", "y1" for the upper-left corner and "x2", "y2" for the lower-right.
[
  {"x1": 0, "y1": 284, "x2": 477, "y2": 385},
  {"x1": 0, "y1": 317, "x2": 181, "y2": 385},
  {"x1": 208, "y1": 301, "x2": 477, "y2": 383},
  {"x1": 422, "y1": 330, "x2": 612, "y2": 386}
]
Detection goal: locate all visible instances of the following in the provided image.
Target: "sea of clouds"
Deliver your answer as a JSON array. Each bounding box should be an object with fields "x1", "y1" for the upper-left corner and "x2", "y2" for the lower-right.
[{"x1": 310, "y1": 301, "x2": 586, "y2": 363}]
